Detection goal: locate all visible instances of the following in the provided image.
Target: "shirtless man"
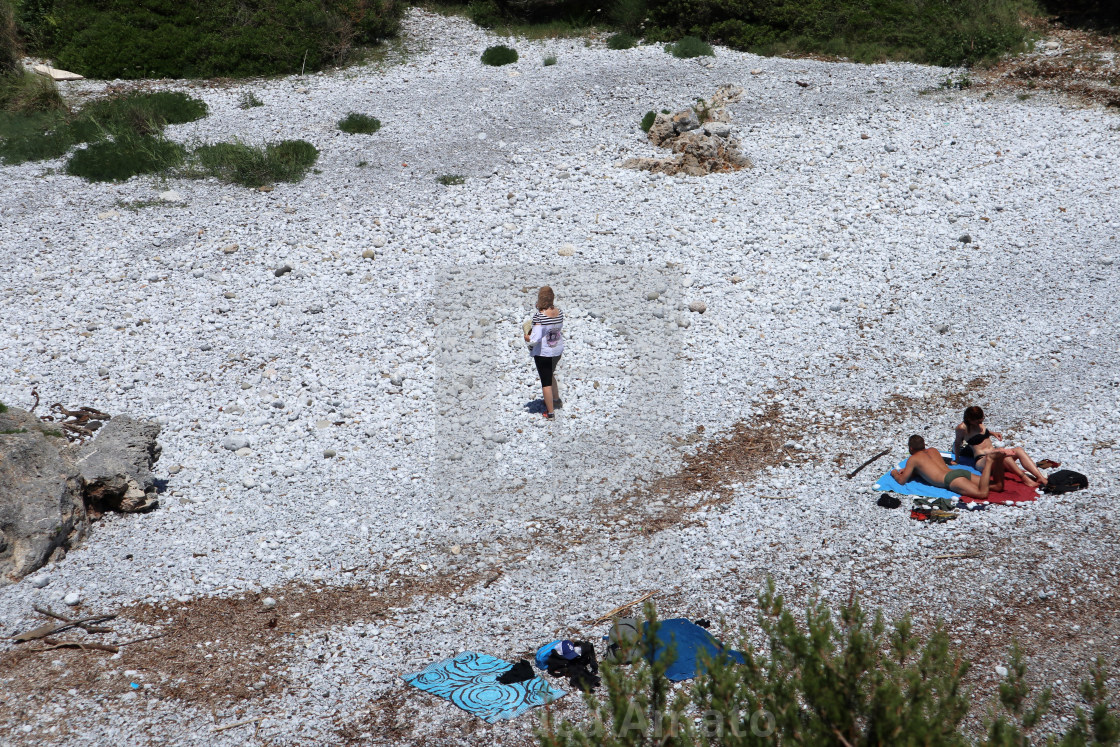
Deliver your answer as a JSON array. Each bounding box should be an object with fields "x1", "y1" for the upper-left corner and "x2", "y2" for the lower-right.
[{"x1": 891, "y1": 435, "x2": 1005, "y2": 500}]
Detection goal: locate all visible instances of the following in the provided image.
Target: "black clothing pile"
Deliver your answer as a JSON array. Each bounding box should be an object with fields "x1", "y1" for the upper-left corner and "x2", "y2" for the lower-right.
[
  {"x1": 543, "y1": 640, "x2": 600, "y2": 691},
  {"x1": 496, "y1": 659, "x2": 535, "y2": 685}
]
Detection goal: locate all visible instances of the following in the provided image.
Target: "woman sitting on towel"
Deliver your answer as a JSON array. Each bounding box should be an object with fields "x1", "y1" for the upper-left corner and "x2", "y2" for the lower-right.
[{"x1": 953, "y1": 405, "x2": 1047, "y2": 488}]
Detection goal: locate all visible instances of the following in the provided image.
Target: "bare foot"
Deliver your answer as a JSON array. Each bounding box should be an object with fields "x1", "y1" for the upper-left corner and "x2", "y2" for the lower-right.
[
  {"x1": 992, "y1": 480, "x2": 1005, "y2": 493},
  {"x1": 1021, "y1": 476, "x2": 1039, "y2": 488}
]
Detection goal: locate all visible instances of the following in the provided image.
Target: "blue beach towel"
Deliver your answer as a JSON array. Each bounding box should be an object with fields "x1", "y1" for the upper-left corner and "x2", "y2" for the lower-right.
[
  {"x1": 534, "y1": 639, "x2": 561, "y2": 670},
  {"x1": 644, "y1": 619, "x2": 746, "y2": 682},
  {"x1": 873, "y1": 453, "x2": 981, "y2": 499},
  {"x1": 403, "y1": 651, "x2": 565, "y2": 723}
]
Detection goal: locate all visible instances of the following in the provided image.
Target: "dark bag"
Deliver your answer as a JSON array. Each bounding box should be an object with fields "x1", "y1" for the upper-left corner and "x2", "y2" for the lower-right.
[{"x1": 1043, "y1": 469, "x2": 1088, "y2": 495}]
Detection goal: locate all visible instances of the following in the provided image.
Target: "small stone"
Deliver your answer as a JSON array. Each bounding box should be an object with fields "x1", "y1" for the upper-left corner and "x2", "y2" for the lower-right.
[
  {"x1": 362, "y1": 249, "x2": 376, "y2": 259},
  {"x1": 884, "y1": 145, "x2": 897, "y2": 153},
  {"x1": 934, "y1": 323, "x2": 949, "y2": 334},
  {"x1": 646, "y1": 291, "x2": 660, "y2": 300},
  {"x1": 558, "y1": 244, "x2": 575, "y2": 257},
  {"x1": 274, "y1": 264, "x2": 293, "y2": 277},
  {"x1": 241, "y1": 476, "x2": 258, "y2": 488},
  {"x1": 389, "y1": 373, "x2": 404, "y2": 387},
  {"x1": 316, "y1": 419, "x2": 332, "y2": 429},
  {"x1": 221, "y1": 435, "x2": 250, "y2": 451},
  {"x1": 750, "y1": 69, "x2": 762, "y2": 75},
  {"x1": 63, "y1": 593, "x2": 81, "y2": 606},
  {"x1": 270, "y1": 400, "x2": 285, "y2": 409},
  {"x1": 688, "y1": 301, "x2": 706, "y2": 314},
  {"x1": 995, "y1": 665, "x2": 1009, "y2": 677},
  {"x1": 241, "y1": 382, "x2": 253, "y2": 390},
  {"x1": 860, "y1": 133, "x2": 869, "y2": 140},
  {"x1": 730, "y1": 275, "x2": 743, "y2": 284},
  {"x1": 97, "y1": 210, "x2": 120, "y2": 220},
  {"x1": 958, "y1": 234, "x2": 972, "y2": 244},
  {"x1": 450, "y1": 545, "x2": 461, "y2": 555},
  {"x1": 323, "y1": 449, "x2": 337, "y2": 458},
  {"x1": 31, "y1": 575, "x2": 51, "y2": 588},
  {"x1": 262, "y1": 597, "x2": 277, "y2": 609},
  {"x1": 1100, "y1": 257, "x2": 1114, "y2": 266},
  {"x1": 372, "y1": 236, "x2": 387, "y2": 248},
  {"x1": 223, "y1": 291, "x2": 236, "y2": 299},
  {"x1": 306, "y1": 303, "x2": 323, "y2": 314},
  {"x1": 220, "y1": 244, "x2": 239, "y2": 254},
  {"x1": 829, "y1": 302, "x2": 842, "y2": 312},
  {"x1": 235, "y1": 447, "x2": 252, "y2": 457},
  {"x1": 168, "y1": 465, "x2": 182, "y2": 475},
  {"x1": 97, "y1": 367, "x2": 109, "y2": 377},
  {"x1": 159, "y1": 190, "x2": 184, "y2": 202}
]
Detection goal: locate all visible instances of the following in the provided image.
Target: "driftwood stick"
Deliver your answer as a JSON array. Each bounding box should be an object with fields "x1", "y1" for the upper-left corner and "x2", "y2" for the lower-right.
[
  {"x1": 588, "y1": 590, "x2": 658, "y2": 626},
  {"x1": 932, "y1": 552, "x2": 980, "y2": 560},
  {"x1": 846, "y1": 448, "x2": 891, "y2": 480},
  {"x1": 119, "y1": 632, "x2": 167, "y2": 647},
  {"x1": 33, "y1": 637, "x2": 120, "y2": 653},
  {"x1": 12, "y1": 613, "x2": 118, "y2": 643},
  {"x1": 211, "y1": 716, "x2": 266, "y2": 733},
  {"x1": 32, "y1": 605, "x2": 115, "y2": 634}
]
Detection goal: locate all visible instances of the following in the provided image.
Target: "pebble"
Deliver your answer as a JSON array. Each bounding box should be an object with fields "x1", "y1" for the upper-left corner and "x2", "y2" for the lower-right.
[
  {"x1": 558, "y1": 244, "x2": 575, "y2": 256},
  {"x1": 262, "y1": 597, "x2": 277, "y2": 609},
  {"x1": 220, "y1": 244, "x2": 239, "y2": 254},
  {"x1": 30, "y1": 575, "x2": 51, "y2": 588},
  {"x1": 159, "y1": 190, "x2": 184, "y2": 202},
  {"x1": 221, "y1": 435, "x2": 250, "y2": 451},
  {"x1": 323, "y1": 449, "x2": 337, "y2": 458},
  {"x1": 688, "y1": 301, "x2": 706, "y2": 314},
  {"x1": 362, "y1": 249, "x2": 376, "y2": 259},
  {"x1": 63, "y1": 593, "x2": 81, "y2": 606},
  {"x1": 274, "y1": 264, "x2": 293, "y2": 277}
]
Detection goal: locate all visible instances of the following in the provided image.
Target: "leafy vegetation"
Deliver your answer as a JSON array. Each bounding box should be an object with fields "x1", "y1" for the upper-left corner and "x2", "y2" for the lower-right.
[
  {"x1": 640, "y1": 110, "x2": 656, "y2": 132},
  {"x1": 337, "y1": 111, "x2": 381, "y2": 134},
  {"x1": 15, "y1": 0, "x2": 402, "y2": 79},
  {"x1": 189, "y1": 139, "x2": 319, "y2": 187},
  {"x1": 1, "y1": 0, "x2": 19, "y2": 76},
  {"x1": 0, "y1": 401, "x2": 8, "y2": 413},
  {"x1": 0, "y1": 90, "x2": 206, "y2": 166},
  {"x1": 665, "y1": 35, "x2": 713, "y2": 58},
  {"x1": 538, "y1": 587, "x2": 1120, "y2": 747},
  {"x1": 543, "y1": 54, "x2": 558, "y2": 65},
  {"x1": 481, "y1": 43, "x2": 519, "y2": 65},
  {"x1": 607, "y1": 32, "x2": 637, "y2": 49},
  {"x1": 0, "y1": 70, "x2": 65, "y2": 114},
  {"x1": 437, "y1": 173, "x2": 465, "y2": 185},
  {"x1": 238, "y1": 91, "x2": 264, "y2": 109},
  {"x1": 67, "y1": 133, "x2": 185, "y2": 181}
]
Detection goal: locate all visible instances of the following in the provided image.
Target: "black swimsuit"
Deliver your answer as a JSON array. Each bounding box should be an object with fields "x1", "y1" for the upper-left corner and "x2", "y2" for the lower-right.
[{"x1": 958, "y1": 428, "x2": 989, "y2": 459}]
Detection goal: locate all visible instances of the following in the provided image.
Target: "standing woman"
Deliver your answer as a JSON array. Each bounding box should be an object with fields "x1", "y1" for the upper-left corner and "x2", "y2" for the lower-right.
[{"x1": 524, "y1": 286, "x2": 564, "y2": 419}]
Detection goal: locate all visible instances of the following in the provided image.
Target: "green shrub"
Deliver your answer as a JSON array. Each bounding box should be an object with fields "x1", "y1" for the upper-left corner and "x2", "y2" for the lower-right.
[
  {"x1": 666, "y1": 35, "x2": 713, "y2": 58},
  {"x1": 437, "y1": 173, "x2": 464, "y2": 185},
  {"x1": 543, "y1": 54, "x2": 557, "y2": 65},
  {"x1": 481, "y1": 44, "x2": 518, "y2": 66},
  {"x1": 13, "y1": 0, "x2": 58, "y2": 54},
  {"x1": 35, "y1": 0, "x2": 402, "y2": 80},
  {"x1": 191, "y1": 139, "x2": 319, "y2": 187},
  {"x1": 607, "y1": 32, "x2": 637, "y2": 49},
  {"x1": 0, "y1": 71, "x2": 65, "y2": 114},
  {"x1": 66, "y1": 133, "x2": 185, "y2": 181},
  {"x1": 337, "y1": 111, "x2": 381, "y2": 133},
  {"x1": 609, "y1": 0, "x2": 647, "y2": 35},
  {"x1": 643, "y1": 0, "x2": 1036, "y2": 67},
  {"x1": 466, "y1": 0, "x2": 504, "y2": 27},
  {"x1": 538, "y1": 586, "x2": 1120, "y2": 747},
  {"x1": 639, "y1": 110, "x2": 655, "y2": 131},
  {"x1": 0, "y1": 401, "x2": 7, "y2": 413},
  {"x1": 239, "y1": 91, "x2": 264, "y2": 109}
]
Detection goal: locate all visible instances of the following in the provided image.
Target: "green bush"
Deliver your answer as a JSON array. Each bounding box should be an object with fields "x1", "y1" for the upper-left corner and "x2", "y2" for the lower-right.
[
  {"x1": 666, "y1": 34, "x2": 713, "y2": 57},
  {"x1": 481, "y1": 44, "x2": 518, "y2": 66},
  {"x1": 0, "y1": 70, "x2": 65, "y2": 114},
  {"x1": 543, "y1": 54, "x2": 558, "y2": 65},
  {"x1": 191, "y1": 139, "x2": 319, "y2": 187},
  {"x1": 607, "y1": 32, "x2": 637, "y2": 49},
  {"x1": 538, "y1": 587, "x2": 1120, "y2": 747},
  {"x1": 337, "y1": 111, "x2": 381, "y2": 133},
  {"x1": 30, "y1": 0, "x2": 402, "y2": 80},
  {"x1": 609, "y1": 0, "x2": 647, "y2": 35},
  {"x1": 239, "y1": 91, "x2": 264, "y2": 109},
  {"x1": 639, "y1": 110, "x2": 655, "y2": 131},
  {"x1": 66, "y1": 133, "x2": 185, "y2": 181},
  {"x1": 466, "y1": 0, "x2": 504, "y2": 27},
  {"x1": 0, "y1": 401, "x2": 7, "y2": 413},
  {"x1": 437, "y1": 173, "x2": 464, "y2": 185},
  {"x1": 643, "y1": 0, "x2": 1036, "y2": 67}
]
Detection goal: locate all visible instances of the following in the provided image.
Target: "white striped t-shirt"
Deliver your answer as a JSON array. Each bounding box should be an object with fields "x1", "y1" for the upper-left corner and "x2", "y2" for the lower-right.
[{"x1": 529, "y1": 309, "x2": 564, "y2": 357}]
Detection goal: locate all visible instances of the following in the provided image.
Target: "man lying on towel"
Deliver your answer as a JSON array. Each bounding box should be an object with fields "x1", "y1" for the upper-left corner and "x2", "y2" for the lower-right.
[{"x1": 891, "y1": 435, "x2": 1005, "y2": 500}]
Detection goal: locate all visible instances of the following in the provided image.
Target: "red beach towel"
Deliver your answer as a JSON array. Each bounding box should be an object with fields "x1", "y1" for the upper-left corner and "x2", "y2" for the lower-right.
[{"x1": 958, "y1": 472, "x2": 1039, "y2": 505}]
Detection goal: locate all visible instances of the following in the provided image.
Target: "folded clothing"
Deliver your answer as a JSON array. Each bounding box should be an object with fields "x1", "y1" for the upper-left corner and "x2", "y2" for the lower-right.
[{"x1": 403, "y1": 651, "x2": 565, "y2": 723}]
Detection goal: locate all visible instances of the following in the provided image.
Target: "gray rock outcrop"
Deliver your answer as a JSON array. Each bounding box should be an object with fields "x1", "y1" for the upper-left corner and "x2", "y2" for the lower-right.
[{"x1": 0, "y1": 405, "x2": 162, "y2": 584}]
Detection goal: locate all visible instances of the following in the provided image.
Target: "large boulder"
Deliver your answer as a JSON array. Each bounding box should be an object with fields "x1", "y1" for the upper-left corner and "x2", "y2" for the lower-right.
[
  {"x1": 628, "y1": 86, "x2": 753, "y2": 176},
  {"x1": 73, "y1": 416, "x2": 162, "y2": 514},
  {"x1": 0, "y1": 409, "x2": 87, "y2": 584},
  {"x1": 0, "y1": 405, "x2": 162, "y2": 584}
]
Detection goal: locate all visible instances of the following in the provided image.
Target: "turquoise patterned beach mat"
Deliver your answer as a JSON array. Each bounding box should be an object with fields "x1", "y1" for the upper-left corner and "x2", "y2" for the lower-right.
[{"x1": 402, "y1": 651, "x2": 565, "y2": 723}]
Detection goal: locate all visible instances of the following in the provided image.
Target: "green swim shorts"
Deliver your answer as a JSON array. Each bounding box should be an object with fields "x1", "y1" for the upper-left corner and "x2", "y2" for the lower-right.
[{"x1": 943, "y1": 468, "x2": 972, "y2": 492}]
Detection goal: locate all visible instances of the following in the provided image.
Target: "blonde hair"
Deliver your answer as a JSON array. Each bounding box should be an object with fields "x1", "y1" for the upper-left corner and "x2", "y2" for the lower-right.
[{"x1": 536, "y1": 286, "x2": 555, "y2": 311}]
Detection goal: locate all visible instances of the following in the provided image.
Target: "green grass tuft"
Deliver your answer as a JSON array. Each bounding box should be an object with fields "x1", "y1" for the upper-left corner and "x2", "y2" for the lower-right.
[
  {"x1": 437, "y1": 173, "x2": 465, "y2": 185},
  {"x1": 666, "y1": 35, "x2": 714, "y2": 58},
  {"x1": 0, "y1": 72, "x2": 66, "y2": 115},
  {"x1": 543, "y1": 55, "x2": 557, "y2": 66},
  {"x1": 191, "y1": 139, "x2": 319, "y2": 187},
  {"x1": 337, "y1": 112, "x2": 381, "y2": 134},
  {"x1": 1, "y1": 428, "x2": 27, "y2": 434},
  {"x1": 238, "y1": 91, "x2": 264, "y2": 109},
  {"x1": 481, "y1": 44, "x2": 518, "y2": 66},
  {"x1": 607, "y1": 32, "x2": 637, "y2": 49},
  {"x1": 66, "y1": 134, "x2": 186, "y2": 182},
  {"x1": 640, "y1": 110, "x2": 656, "y2": 132}
]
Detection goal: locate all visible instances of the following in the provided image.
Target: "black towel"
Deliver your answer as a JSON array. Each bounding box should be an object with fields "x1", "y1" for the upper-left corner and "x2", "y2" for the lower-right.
[{"x1": 496, "y1": 659, "x2": 535, "y2": 685}]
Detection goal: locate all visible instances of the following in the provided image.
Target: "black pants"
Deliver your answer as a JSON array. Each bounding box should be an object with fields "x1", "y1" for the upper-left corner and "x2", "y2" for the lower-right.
[{"x1": 534, "y1": 355, "x2": 560, "y2": 387}]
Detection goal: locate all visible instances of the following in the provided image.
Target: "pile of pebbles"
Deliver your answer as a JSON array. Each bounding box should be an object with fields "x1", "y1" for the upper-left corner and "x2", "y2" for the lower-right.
[{"x1": 1, "y1": 8, "x2": 1118, "y2": 744}]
